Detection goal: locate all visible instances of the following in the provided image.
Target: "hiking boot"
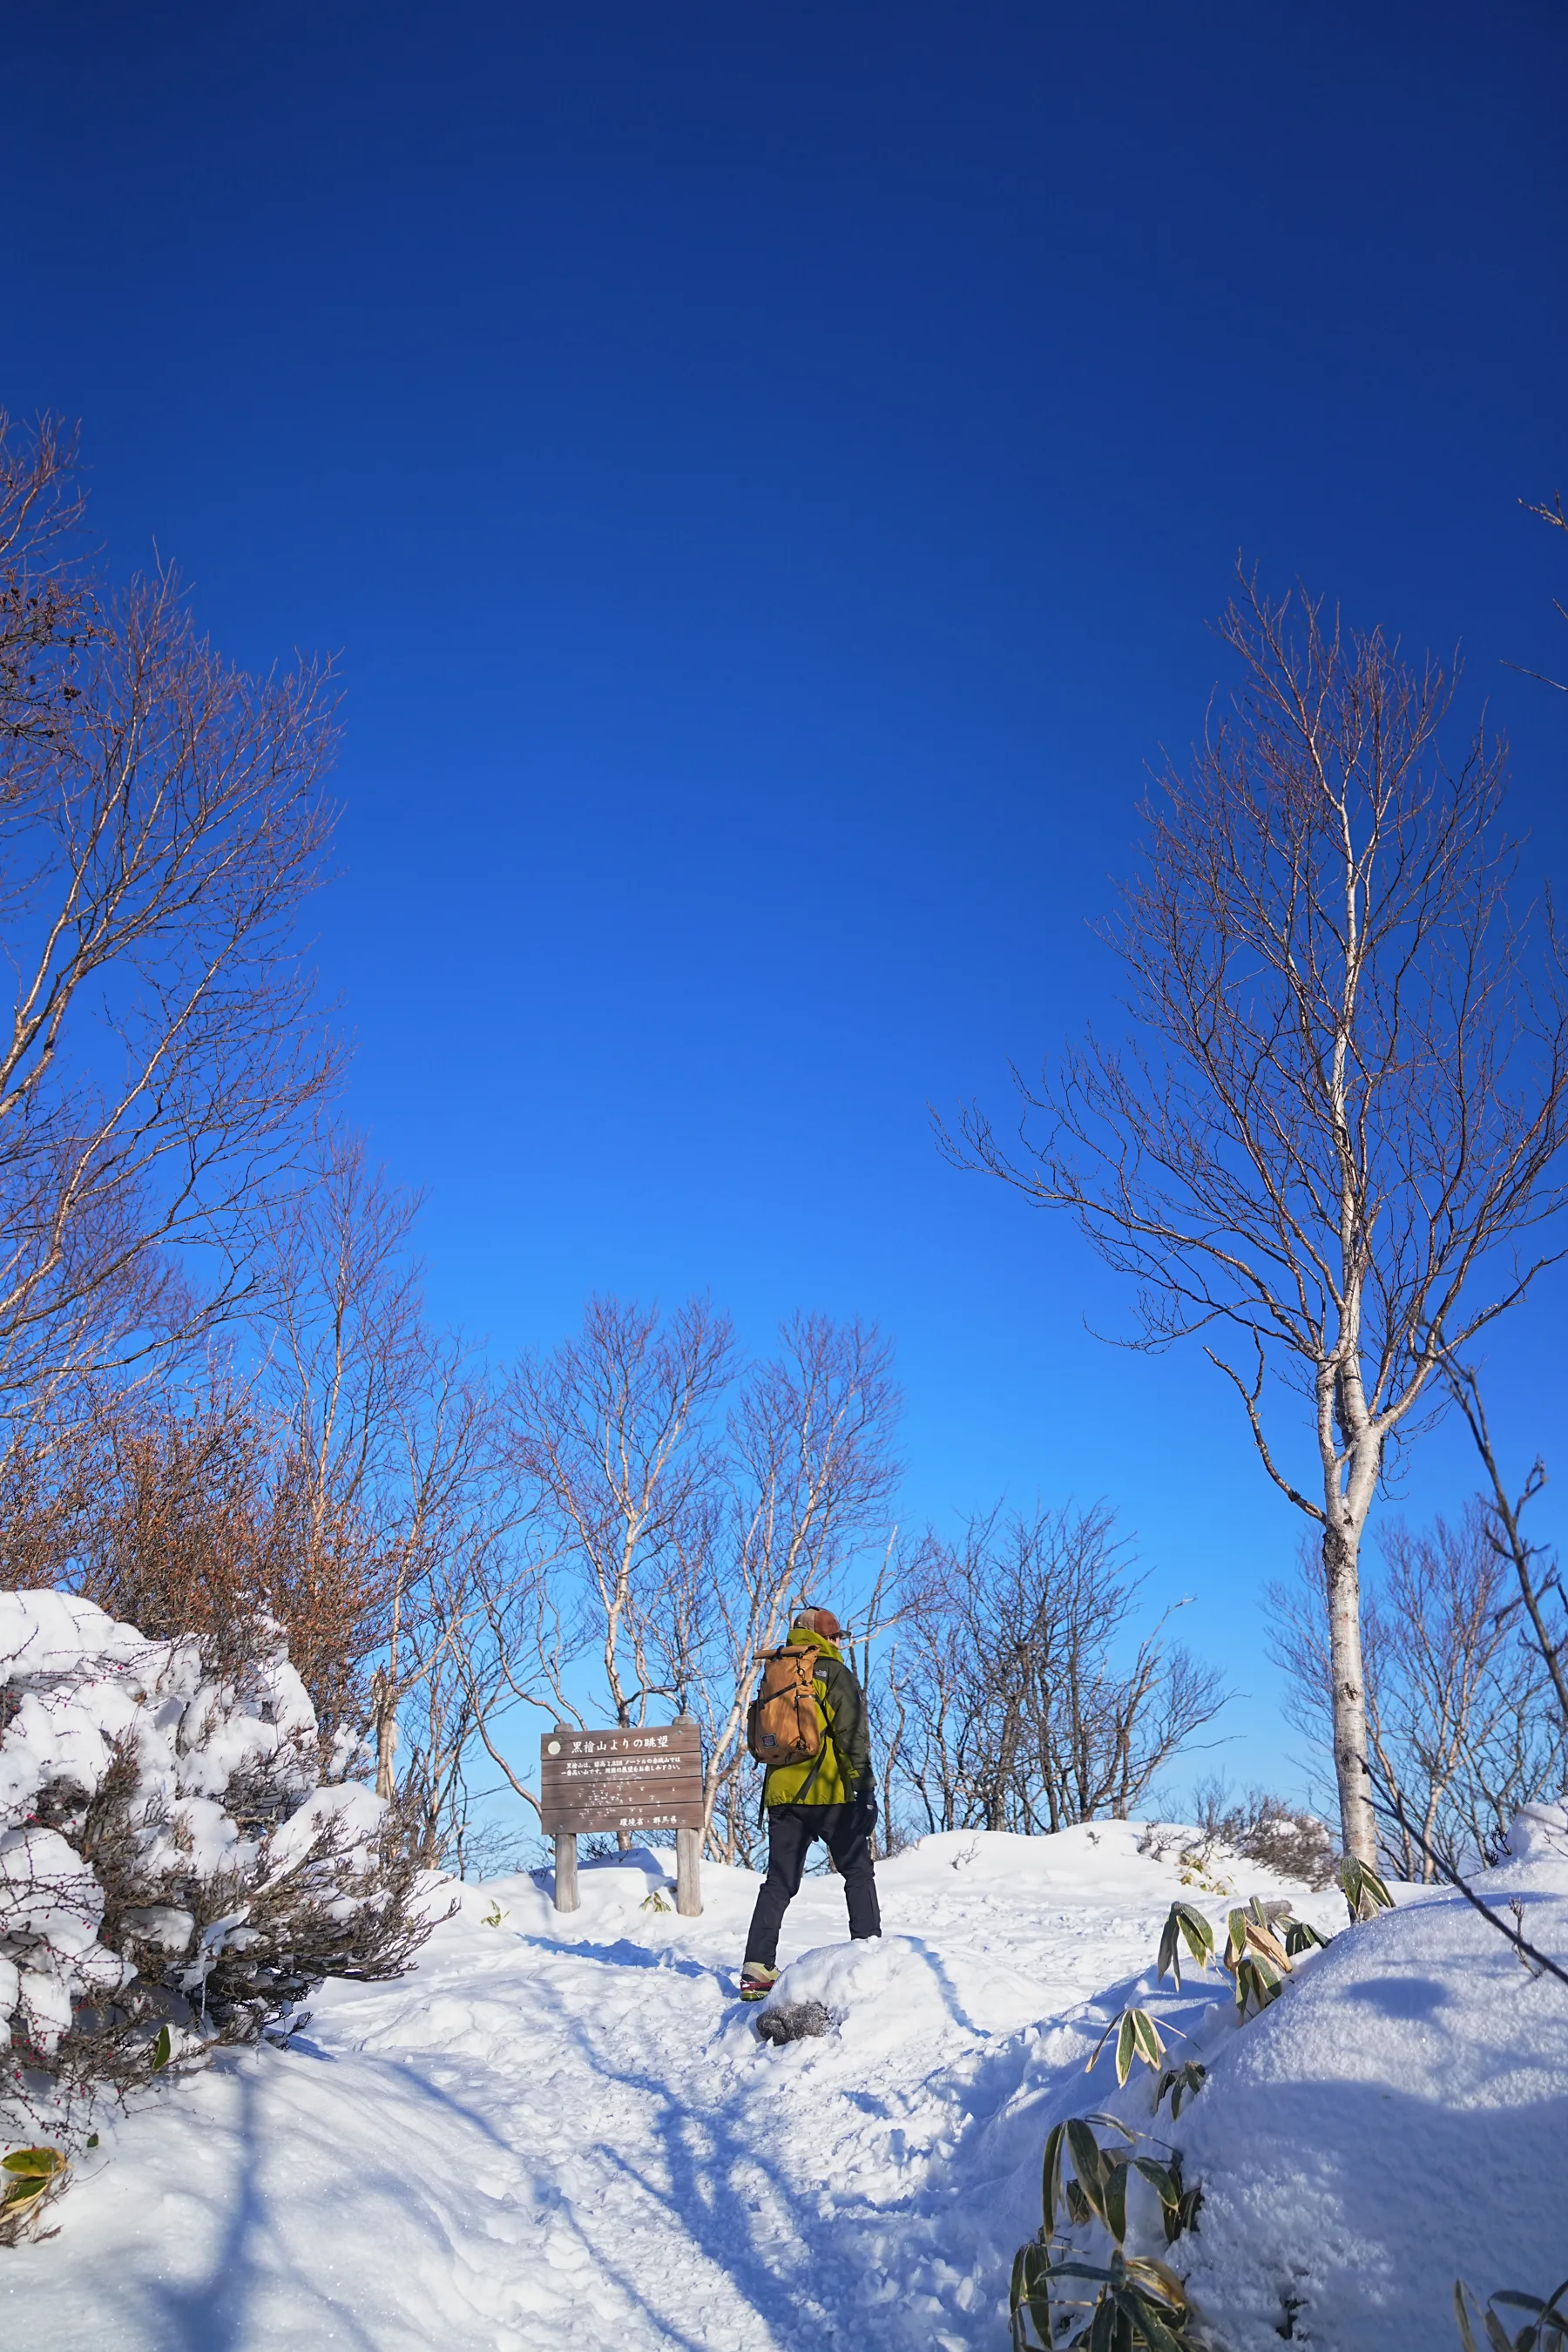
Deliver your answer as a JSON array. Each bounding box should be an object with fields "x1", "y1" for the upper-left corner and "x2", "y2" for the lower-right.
[{"x1": 738, "y1": 1962, "x2": 780, "y2": 2003}]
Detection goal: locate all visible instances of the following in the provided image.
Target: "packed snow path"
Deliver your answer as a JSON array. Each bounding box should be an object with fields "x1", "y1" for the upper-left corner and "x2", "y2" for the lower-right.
[
  {"x1": 3, "y1": 1821, "x2": 1565, "y2": 2351},
  {"x1": 4, "y1": 1828, "x2": 1217, "y2": 2350}
]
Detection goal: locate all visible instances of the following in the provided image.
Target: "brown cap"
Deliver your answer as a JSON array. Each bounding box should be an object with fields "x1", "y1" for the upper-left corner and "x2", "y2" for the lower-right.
[{"x1": 794, "y1": 1606, "x2": 844, "y2": 1641}]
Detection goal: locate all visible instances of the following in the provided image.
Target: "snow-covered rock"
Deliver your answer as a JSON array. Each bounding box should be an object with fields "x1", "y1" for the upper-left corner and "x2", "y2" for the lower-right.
[{"x1": 758, "y1": 1933, "x2": 960, "y2": 2051}]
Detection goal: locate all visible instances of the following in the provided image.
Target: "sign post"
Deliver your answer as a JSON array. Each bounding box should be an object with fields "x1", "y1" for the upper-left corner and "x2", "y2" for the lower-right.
[
  {"x1": 553, "y1": 1821, "x2": 579, "y2": 1914},
  {"x1": 540, "y1": 1718, "x2": 705, "y2": 1916}
]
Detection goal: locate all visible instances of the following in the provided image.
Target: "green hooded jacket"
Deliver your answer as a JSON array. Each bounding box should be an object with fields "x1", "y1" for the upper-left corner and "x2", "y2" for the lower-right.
[{"x1": 761, "y1": 1624, "x2": 869, "y2": 1808}]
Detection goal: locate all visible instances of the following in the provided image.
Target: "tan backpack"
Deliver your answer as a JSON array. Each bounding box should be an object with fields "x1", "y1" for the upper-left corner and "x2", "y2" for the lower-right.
[{"x1": 746, "y1": 1643, "x2": 826, "y2": 1767}]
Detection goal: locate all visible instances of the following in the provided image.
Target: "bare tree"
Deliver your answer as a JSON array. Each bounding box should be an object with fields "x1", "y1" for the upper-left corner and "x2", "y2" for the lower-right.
[
  {"x1": 393, "y1": 1537, "x2": 504, "y2": 1870},
  {"x1": 43, "y1": 1122, "x2": 521, "y2": 1815},
  {"x1": 890, "y1": 1532, "x2": 979, "y2": 1835},
  {"x1": 35, "y1": 1376, "x2": 382, "y2": 1750},
  {"x1": 461, "y1": 1518, "x2": 581, "y2": 1826},
  {"x1": 0, "y1": 414, "x2": 90, "y2": 748},
  {"x1": 243, "y1": 1125, "x2": 540, "y2": 1820},
  {"x1": 0, "y1": 1379, "x2": 118, "y2": 1592},
  {"x1": 950, "y1": 579, "x2": 1568, "y2": 1858},
  {"x1": 70, "y1": 1391, "x2": 276, "y2": 1660},
  {"x1": 1183, "y1": 1778, "x2": 1337, "y2": 1889},
  {"x1": 899, "y1": 1504, "x2": 1226, "y2": 1836},
  {"x1": 241, "y1": 1128, "x2": 429, "y2": 1742},
  {"x1": 463, "y1": 1299, "x2": 736, "y2": 1852},
  {"x1": 504, "y1": 1296, "x2": 734, "y2": 1733},
  {"x1": 666, "y1": 1315, "x2": 899, "y2": 1858},
  {"x1": 364, "y1": 1322, "x2": 508, "y2": 1838},
  {"x1": 464, "y1": 1308, "x2": 900, "y2": 1862},
  {"x1": 0, "y1": 416, "x2": 339, "y2": 1473}
]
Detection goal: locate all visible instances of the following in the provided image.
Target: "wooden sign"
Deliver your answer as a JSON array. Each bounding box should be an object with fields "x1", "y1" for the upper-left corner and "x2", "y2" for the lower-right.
[{"x1": 539, "y1": 1720, "x2": 704, "y2": 1835}]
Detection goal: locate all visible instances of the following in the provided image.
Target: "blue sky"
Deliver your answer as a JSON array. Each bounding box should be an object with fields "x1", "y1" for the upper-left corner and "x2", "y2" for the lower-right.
[{"x1": 10, "y1": 3, "x2": 1568, "y2": 1794}]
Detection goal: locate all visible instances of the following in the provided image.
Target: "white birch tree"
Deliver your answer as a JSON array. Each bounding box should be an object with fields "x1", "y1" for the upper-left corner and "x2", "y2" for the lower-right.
[
  {"x1": 950, "y1": 578, "x2": 1568, "y2": 1860},
  {"x1": 504, "y1": 1294, "x2": 734, "y2": 1728}
]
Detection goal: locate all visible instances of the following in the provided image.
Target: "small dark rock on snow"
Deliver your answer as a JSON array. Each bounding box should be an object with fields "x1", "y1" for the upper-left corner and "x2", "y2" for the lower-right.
[{"x1": 755, "y1": 2000, "x2": 834, "y2": 2044}]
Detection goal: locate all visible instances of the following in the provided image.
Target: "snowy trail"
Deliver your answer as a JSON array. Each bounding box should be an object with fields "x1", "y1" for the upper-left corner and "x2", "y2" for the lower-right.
[
  {"x1": 3, "y1": 1820, "x2": 1563, "y2": 2351},
  {"x1": 0, "y1": 1827, "x2": 1213, "y2": 2352}
]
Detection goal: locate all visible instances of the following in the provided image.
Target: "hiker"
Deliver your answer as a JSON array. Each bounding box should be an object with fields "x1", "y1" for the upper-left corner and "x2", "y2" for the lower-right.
[{"x1": 739, "y1": 1605, "x2": 881, "y2": 2001}]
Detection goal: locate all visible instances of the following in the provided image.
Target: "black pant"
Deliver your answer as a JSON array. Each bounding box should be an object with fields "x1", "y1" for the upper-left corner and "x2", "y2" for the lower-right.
[{"x1": 743, "y1": 1801, "x2": 882, "y2": 1967}]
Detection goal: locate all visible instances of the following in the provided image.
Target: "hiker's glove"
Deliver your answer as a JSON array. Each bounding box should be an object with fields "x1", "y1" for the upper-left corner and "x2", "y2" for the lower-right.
[{"x1": 847, "y1": 1780, "x2": 878, "y2": 1836}]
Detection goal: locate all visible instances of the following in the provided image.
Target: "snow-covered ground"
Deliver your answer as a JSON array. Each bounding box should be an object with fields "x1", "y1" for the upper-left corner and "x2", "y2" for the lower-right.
[{"x1": 3, "y1": 1818, "x2": 1565, "y2": 2351}]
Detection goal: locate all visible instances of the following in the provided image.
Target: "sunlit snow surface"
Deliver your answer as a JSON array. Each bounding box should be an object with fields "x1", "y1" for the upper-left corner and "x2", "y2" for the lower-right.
[{"x1": 3, "y1": 1817, "x2": 1564, "y2": 2351}]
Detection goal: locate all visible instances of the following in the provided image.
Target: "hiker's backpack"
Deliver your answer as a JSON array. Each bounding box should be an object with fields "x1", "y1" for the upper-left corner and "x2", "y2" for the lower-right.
[{"x1": 746, "y1": 1643, "x2": 826, "y2": 1767}]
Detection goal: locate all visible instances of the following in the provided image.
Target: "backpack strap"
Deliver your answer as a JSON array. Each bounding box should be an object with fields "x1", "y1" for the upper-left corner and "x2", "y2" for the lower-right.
[{"x1": 784, "y1": 1660, "x2": 832, "y2": 1806}]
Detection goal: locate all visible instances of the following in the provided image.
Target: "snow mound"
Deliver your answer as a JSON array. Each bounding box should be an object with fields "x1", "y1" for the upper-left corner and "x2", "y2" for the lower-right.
[
  {"x1": 758, "y1": 1932, "x2": 959, "y2": 2051},
  {"x1": 1505, "y1": 1800, "x2": 1568, "y2": 1863},
  {"x1": 1165, "y1": 1849, "x2": 1568, "y2": 2349}
]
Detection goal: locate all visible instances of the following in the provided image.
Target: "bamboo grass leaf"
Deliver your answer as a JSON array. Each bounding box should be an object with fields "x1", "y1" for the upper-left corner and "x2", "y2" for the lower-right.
[
  {"x1": 1132, "y1": 2158, "x2": 1179, "y2": 2209},
  {"x1": 1119, "y1": 2291, "x2": 1188, "y2": 2352},
  {"x1": 1244, "y1": 1916, "x2": 1291, "y2": 1971},
  {"x1": 1017, "y1": 2241, "x2": 1054, "y2": 2346},
  {"x1": 1125, "y1": 2255, "x2": 1189, "y2": 2308},
  {"x1": 1104, "y1": 2159, "x2": 1128, "y2": 2247},
  {"x1": 1041, "y1": 2123, "x2": 1065, "y2": 2233},
  {"x1": 1130, "y1": 2011, "x2": 1166, "y2": 2071},
  {"x1": 1115, "y1": 2011, "x2": 1137, "y2": 2086},
  {"x1": 1179, "y1": 1904, "x2": 1215, "y2": 1968},
  {"x1": 1085, "y1": 2014, "x2": 1119, "y2": 2074},
  {"x1": 1338, "y1": 1854, "x2": 1394, "y2": 1922},
  {"x1": 1, "y1": 2176, "x2": 51, "y2": 2208},
  {"x1": 1155, "y1": 2060, "x2": 1206, "y2": 2118},
  {"x1": 1066, "y1": 2119, "x2": 1108, "y2": 2226}
]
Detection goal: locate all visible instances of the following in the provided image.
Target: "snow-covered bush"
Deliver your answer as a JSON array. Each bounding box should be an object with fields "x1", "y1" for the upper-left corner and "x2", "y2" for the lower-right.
[
  {"x1": 0, "y1": 1588, "x2": 429, "y2": 2163},
  {"x1": 1182, "y1": 1787, "x2": 1338, "y2": 1890}
]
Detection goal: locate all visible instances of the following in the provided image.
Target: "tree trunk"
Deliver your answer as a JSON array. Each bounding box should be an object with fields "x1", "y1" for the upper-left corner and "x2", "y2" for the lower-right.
[
  {"x1": 372, "y1": 1668, "x2": 398, "y2": 1802},
  {"x1": 1323, "y1": 1513, "x2": 1378, "y2": 1862}
]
